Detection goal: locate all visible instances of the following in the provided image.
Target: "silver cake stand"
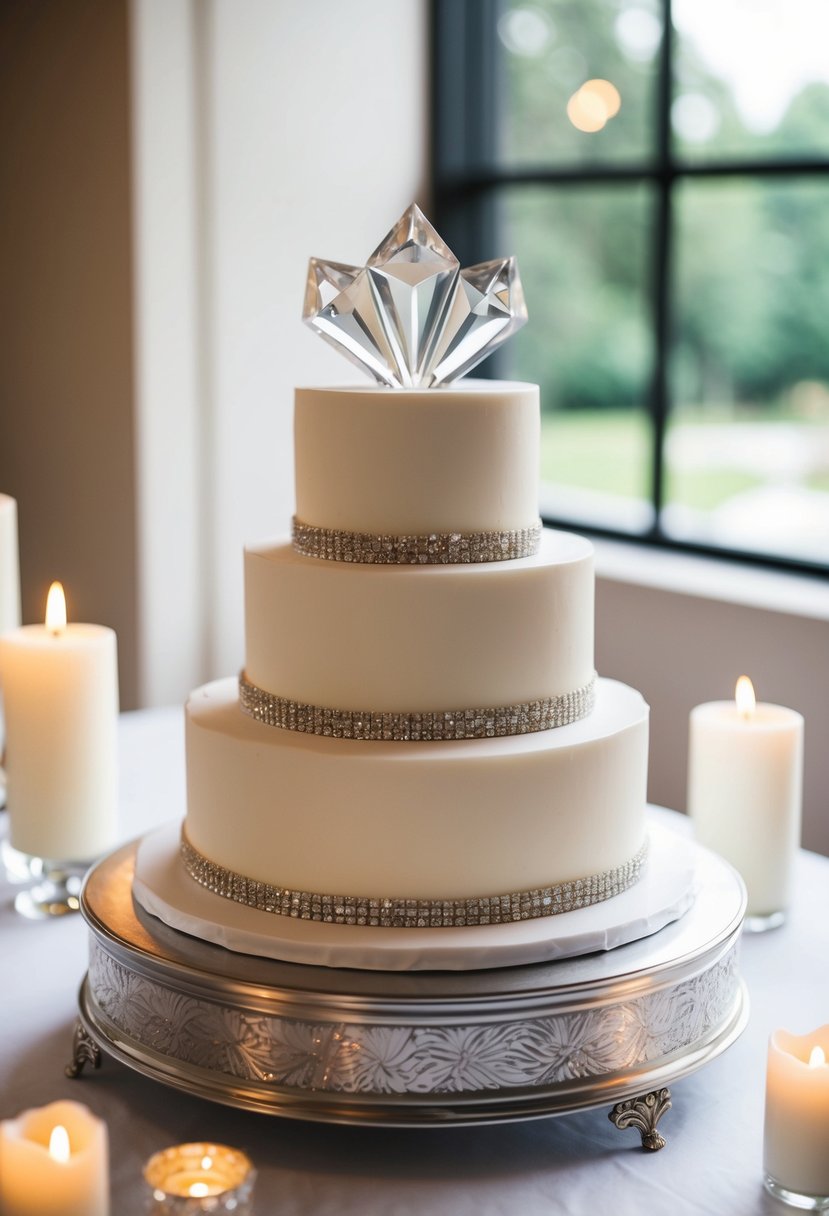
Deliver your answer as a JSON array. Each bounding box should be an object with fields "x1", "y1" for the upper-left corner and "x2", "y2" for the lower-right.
[{"x1": 68, "y1": 836, "x2": 748, "y2": 1148}]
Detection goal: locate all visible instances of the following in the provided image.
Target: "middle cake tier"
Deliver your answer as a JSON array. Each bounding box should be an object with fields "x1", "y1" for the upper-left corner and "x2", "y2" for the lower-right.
[{"x1": 245, "y1": 528, "x2": 594, "y2": 715}]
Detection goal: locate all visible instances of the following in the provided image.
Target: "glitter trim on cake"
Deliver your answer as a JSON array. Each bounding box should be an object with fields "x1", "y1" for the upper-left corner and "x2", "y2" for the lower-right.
[
  {"x1": 238, "y1": 671, "x2": 597, "y2": 741},
  {"x1": 181, "y1": 830, "x2": 649, "y2": 928},
  {"x1": 292, "y1": 516, "x2": 543, "y2": 564}
]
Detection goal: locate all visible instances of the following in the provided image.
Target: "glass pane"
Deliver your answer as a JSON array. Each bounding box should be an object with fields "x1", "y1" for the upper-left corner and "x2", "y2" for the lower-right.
[
  {"x1": 673, "y1": 0, "x2": 829, "y2": 162},
  {"x1": 665, "y1": 177, "x2": 829, "y2": 564},
  {"x1": 498, "y1": 0, "x2": 662, "y2": 168},
  {"x1": 499, "y1": 185, "x2": 655, "y2": 532}
]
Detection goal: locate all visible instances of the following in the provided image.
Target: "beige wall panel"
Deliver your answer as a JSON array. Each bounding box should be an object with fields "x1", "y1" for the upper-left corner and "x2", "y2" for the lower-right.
[
  {"x1": 596, "y1": 573, "x2": 828, "y2": 856},
  {"x1": 0, "y1": 0, "x2": 138, "y2": 706}
]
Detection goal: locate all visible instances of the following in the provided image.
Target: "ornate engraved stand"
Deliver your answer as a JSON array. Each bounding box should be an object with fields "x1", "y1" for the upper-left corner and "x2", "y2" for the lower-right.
[
  {"x1": 609, "y1": 1088, "x2": 672, "y2": 1151},
  {"x1": 65, "y1": 1021, "x2": 101, "y2": 1079},
  {"x1": 69, "y1": 837, "x2": 747, "y2": 1144}
]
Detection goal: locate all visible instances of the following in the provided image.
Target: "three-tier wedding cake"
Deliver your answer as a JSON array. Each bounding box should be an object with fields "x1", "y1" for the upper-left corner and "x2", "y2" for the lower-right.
[{"x1": 178, "y1": 206, "x2": 649, "y2": 942}]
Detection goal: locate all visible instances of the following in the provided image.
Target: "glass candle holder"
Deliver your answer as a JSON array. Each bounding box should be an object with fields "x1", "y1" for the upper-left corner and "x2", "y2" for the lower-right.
[
  {"x1": 144, "y1": 1143, "x2": 256, "y2": 1213},
  {"x1": 1, "y1": 838, "x2": 90, "y2": 918}
]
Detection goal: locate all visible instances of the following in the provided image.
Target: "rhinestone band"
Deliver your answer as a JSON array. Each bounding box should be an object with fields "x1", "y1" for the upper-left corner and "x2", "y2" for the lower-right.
[
  {"x1": 181, "y1": 831, "x2": 649, "y2": 929},
  {"x1": 239, "y1": 672, "x2": 597, "y2": 741},
  {"x1": 292, "y1": 516, "x2": 543, "y2": 564}
]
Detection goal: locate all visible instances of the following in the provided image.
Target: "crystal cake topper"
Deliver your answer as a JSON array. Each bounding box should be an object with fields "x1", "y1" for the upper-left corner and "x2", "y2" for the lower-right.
[{"x1": 303, "y1": 204, "x2": 527, "y2": 388}]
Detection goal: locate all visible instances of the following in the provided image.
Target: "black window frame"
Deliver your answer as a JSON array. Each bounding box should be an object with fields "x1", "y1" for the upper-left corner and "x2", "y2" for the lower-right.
[{"x1": 431, "y1": 0, "x2": 829, "y2": 578}]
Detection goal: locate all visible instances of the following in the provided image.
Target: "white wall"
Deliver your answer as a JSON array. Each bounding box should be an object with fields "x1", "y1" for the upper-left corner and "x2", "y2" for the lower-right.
[
  {"x1": 130, "y1": 0, "x2": 429, "y2": 700},
  {"x1": 203, "y1": 0, "x2": 429, "y2": 678},
  {"x1": 130, "y1": 0, "x2": 203, "y2": 708}
]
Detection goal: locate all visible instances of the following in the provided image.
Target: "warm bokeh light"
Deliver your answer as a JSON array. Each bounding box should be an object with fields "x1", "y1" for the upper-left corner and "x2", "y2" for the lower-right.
[
  {"x1": 45, "y1": 581, "x2": 67, "y2": 634},
  {"x1": 567, "y1": 90, "x2": 607, "y2": 133},
  {"x1": 201, "y1": 1156, "x2": 213, "y2": 1171},
  {"x1": 566, "y1": 79, "x2": 622, "y2": 133},
  {"x1": 189, "y1": 1182, "x2": 211, "y2": 1197},
  {"x1": 48, "y1": 1125, "x2": 71, "y2": 1164},
  {"x1": 582, "y1": 78, "x2": 622, "y2": 118},
  {"x1": 735, "y1": 675, "x2": 756, "y2": 718},
  {"x1": 809, "y1": 1045, "x2": 826, "y2": 1068}
]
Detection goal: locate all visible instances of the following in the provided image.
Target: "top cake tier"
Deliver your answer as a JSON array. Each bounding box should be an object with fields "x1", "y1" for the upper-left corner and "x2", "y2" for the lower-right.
[{"x1": 294, "y1": 382, "x2": 540, "y2": 537}]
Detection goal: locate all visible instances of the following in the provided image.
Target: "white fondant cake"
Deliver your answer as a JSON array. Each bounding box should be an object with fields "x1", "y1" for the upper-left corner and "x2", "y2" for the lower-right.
[
  {"x1": 180, "y1": 381, "x2": 650, "y2": 933},
  {"x1": 185, "y1": 676, "x2": 647, "y2": 901},
  {"x1": 244, "y1": 529, "x2": 594, "y2": 713},
  {"x1": 295, "y1": 382, "x2": 540, "y2": 534}
]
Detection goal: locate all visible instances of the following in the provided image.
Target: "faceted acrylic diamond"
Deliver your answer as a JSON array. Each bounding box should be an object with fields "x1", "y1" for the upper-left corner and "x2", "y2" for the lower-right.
[
  {"x1": 365, "y1": 205, "x2": 459, "y2": 385},
  {"x1": 302, "y1": 204, "x2": 528, "y2": 388},
  {"x1": 427, "y1": 256, "x2": 527, "y2": 386},
  {"x1": 303, "y1": 258, "x2": 360, "y2": 314},
  {"x1": 303, "y1": 258, "x2": 400, "y2": 386}
]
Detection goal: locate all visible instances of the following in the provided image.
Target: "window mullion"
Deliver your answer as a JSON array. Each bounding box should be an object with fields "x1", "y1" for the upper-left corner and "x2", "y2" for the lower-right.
[{"x1": 648, "y1": 0, "x2": 674, "y2": 533}]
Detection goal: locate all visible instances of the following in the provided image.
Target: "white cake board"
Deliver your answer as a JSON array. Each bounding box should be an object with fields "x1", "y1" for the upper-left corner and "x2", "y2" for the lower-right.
[{"x1": 132, "y1": 817, "x2": 697, "y2": 972}]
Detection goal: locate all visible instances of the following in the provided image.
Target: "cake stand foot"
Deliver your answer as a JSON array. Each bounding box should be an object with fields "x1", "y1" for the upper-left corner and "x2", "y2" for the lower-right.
[
  {"x1": 609, "y1": 1088, "x2": 672, "y2": 1150},
  {"x1": 65, "y1": 1019, "x2": 102, "y2": 1079}
]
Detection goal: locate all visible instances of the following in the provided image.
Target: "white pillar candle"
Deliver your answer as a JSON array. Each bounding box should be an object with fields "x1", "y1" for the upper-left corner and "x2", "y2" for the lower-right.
[
  {"x1": 0, "y1": 582, "x2": 119, "y2": 860},
  {"x1": 764, "y1": 1026, "x2": 829, "y2": 1201},
  {"x1": 0, "y1": 493, "x2": 21, "y2": 637},
  {"x1": 0, "y1": 1099, "x2": 109, "y2": 1216},
  {"x1": 688, "y1": 677, "x2": 803, "y2": 918}
]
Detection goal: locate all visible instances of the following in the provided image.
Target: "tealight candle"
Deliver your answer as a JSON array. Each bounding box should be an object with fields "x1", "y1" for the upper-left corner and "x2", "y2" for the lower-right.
[
  {"x1": 143, "y1": 1143, "x2": 256, "y2": 1213},
  {"x1": 0, "y1": 581, "x2": 119, "y2": 863},
  {"x1": 0, "y1": 1099, "x2": 109, "y2": 1216},
  {"x1": 764, "y1": 1026, "x2": 829, "y2": 1208},
  {"x1": 687, "y1": 677, "x2": 803, "y2": 928}
]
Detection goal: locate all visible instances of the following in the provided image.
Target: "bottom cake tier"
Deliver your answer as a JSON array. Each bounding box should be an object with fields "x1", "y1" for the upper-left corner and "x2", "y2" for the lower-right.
[{"x1": 183, "y1": 676, "x2": 649, "y2": 909}]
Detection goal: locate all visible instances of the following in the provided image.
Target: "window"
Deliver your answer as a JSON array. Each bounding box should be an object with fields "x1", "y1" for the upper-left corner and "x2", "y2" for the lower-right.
[{"x1": 433, "y1": 0, "x2": 829, "y2": 572}]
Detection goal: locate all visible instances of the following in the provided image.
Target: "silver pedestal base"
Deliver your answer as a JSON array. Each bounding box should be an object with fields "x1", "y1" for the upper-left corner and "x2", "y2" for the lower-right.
[{"x1": 70, "y1": 836, "x2": 748, "y2": 1133}]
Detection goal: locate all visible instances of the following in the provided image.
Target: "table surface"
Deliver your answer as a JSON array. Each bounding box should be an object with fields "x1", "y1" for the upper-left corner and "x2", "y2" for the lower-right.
[{"x1": 1, "y1": 706, "x2": 827, "y2": 1216}]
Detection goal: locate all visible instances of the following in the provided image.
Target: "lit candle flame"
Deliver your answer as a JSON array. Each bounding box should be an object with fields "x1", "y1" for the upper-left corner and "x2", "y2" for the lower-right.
[
  {"x1": 735, "y1": 675, "x2": 755, "y2": 719},
  {"x1": 189, "y1": 1182, "x2": 211, "y2": 1197},
  {"x1": 201, "y1": 1155, "x2": 213, "y2": 1171},
  {"x1": 809, "y1": 1045, "x2": 826, "y2": 1068},
  {"x1": 48, "y1": 1124, "x2": 71, "y2": 1164},
  {"x1": 45, "y1": 581, "x2": 67, "y2": 636}
]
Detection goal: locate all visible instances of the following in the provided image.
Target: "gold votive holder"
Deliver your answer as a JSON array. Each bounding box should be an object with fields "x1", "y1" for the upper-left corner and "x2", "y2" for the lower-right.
[{"x1": 143, "y1": 1142, "x2": 256, "y2": 1213}]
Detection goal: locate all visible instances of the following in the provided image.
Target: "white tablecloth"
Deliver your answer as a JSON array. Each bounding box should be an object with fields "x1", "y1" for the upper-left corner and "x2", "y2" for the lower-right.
[{"x1": 1, "y1": 707, "x2": 827, "y2": 1215}]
